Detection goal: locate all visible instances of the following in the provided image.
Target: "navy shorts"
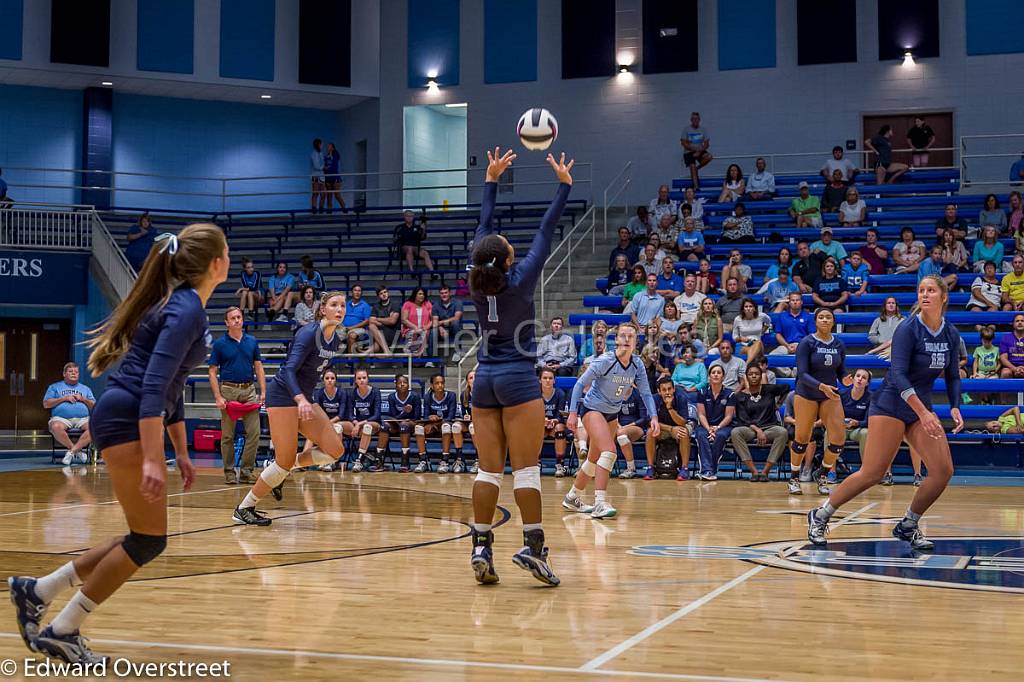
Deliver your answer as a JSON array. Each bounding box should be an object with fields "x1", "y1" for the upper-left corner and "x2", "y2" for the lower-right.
[
  {"x1": 265, "y1": 380, "x2": 308, "y2": 408},
  {"x1": 580, "y1": 405, "x2": 619, "y2": 423},
  {"x1": 472, "y1": 361, "x2": 541, "y2": 409},
  {"x1": 90, "y1": 387, "x2": 185, "y2": 452},
  {"x1": 796, "y1": 384, "x2": 831, "y2": 403},
  {"x1": 867, "y1": 388, "x2": 923, "y2": 426}
]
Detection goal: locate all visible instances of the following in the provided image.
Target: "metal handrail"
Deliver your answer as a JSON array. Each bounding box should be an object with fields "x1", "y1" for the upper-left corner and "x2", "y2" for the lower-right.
[
  {"x1": 703, "y1": 146, "x2": 958, "y2": 175},
  {"x1": 456, "y1": 336, "x2": 483, "y2": 395},
  {"x1": 89, "y1": 212, "x2": 137, "y2": 301},
  {"x1": 602, "y1": 161, "x2": 633, "y2": 238},
  {"x1": 0, "y1": 205, "x2": 94, "y2": 251},
  {"x1": 959, "y1": 133, "x2": 1024, "y2": 188},
  {"x1": 538, "y1": 204, "x2": 596, "y2": 320}
]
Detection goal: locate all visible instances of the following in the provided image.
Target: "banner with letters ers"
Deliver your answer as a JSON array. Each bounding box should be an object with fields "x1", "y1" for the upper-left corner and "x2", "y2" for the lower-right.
[{"x1": 0, "y1": 249, "x2": 89, "y2": 305}]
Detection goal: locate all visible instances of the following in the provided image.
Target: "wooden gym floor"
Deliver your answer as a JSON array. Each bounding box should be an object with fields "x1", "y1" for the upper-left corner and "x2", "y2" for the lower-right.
[{"x1": 0, "y1": 465, "x2": 1021, "y2": 681}]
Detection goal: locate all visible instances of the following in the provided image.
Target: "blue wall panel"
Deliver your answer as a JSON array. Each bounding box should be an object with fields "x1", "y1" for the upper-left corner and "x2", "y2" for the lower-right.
[
  {"x1": 220, "y1": 0, "x2": 275, "y2": 81},
  {"x1": 966, "y1": 0, "x2": 1024, "y2": 55},
  {"x1": 0, "y1": 0, "x2": 22, "y2": 60},
  {"x1": 407, "y1": 0, "x2": 460, "y2": 88},
  {"x1": 718, "y1": 0, "x2": 775, "y2": 70},
  {"x1": 484, "y1": 0, "x2": 536, "y2": 84},
  {"x1": 138, "y1": 0, "x2": 194, "y2": 74}
]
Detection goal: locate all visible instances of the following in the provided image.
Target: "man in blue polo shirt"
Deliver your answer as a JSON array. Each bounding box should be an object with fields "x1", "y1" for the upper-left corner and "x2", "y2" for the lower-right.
[
  {"x1": 769, "y1": 292, "x2": 815, "y2": 377},
  {"x1": 344, "y1": 283, "x2": 373, "y2": 353},
  {"x1": 655, "y1": 256, "x2": 683, "y2": 298},
  {"x1": 631, "y1": 274, "x2": 666, "y2": 326},
  {"x1": 44, "y1": 362, "x2": 95, "y2": 466},
  {"x1": 209, "y1": 307, "x2": 266, "y2": 484}
]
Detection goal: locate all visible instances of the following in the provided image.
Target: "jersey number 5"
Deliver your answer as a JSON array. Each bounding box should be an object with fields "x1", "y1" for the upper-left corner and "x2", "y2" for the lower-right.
[{"x1": 486, "y1": 295, "x2": 499, "y2": 322}]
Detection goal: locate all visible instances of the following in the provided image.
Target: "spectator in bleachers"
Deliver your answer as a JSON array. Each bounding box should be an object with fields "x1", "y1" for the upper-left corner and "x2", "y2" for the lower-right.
[
  {"x1": 649, "y1": 184, "x2": 679, "y2": 226},
  {"x1": 694, "y1": 298, "x2": 723, "y2": 356},
  {"x1": 757, "y1": 354, "x2": 777, "y2": 384},
  {"x1": 639, "y1": 319, "x2": 669, "y2": 388},
  {"x1": 656, "y1": 257, "x2": 684, "y2": 298},
  {"x1": 653, "y1": 214, "x2": 679, "y2": 252},
  {"x1": 124, "y1": 212, "x2": 156, "y2": 273},
  {"x1": 980, "y1": 194, "x2": 1008, "y2": 235},
  {"x1": 369, "y1": 284, "x2": 400, "y2": 354},
  {"x1": 693, "y1": 364, "x2": 735, "y2": 480},
  {"x1": 671, "y1": 345, "x2": 708, "y2": 399},
  {"x1": 892, "y1": 227, "x2": 927, "y2": 274},
  {"x1": 722, "y1": 251, "x2": 753, "y2": 292},
  {"x1": 310, "y1": 138, "x2": 325, "y2": 213},
  {"x1": 812, "y1": 258, "x2": 850, "y2": 311},
  {"x1": 838, "y1": 186, "x2": 867, "y2": 226},
  {"x1": 792, "y1": 240, "x2": 824, "y2": 292},
  {"x1": 730, "y1": 364, "x2": 789, "y2": 481},
  {"x1": 720, "y1": 202, "x2": 755, "y2": 244},
  {"x1": 1010, "y1": 153, "x2": 1024, "y2": 183},
  {"x1": 867, "y1": 296, "x2": 903, "y2": 357},
  {"x1": 999, "y1": 314, "x2": 1024, "y2": 377},
  {"x1": 820, "y1": 170, "x2": 848, "y2": 214},
  {"x1": 627, "y1": 206, "x2": 654, "y2": 243},
  {"x1": 236, "y1": 257, "x2": 263, "y2": 321},
  {"x1": 674, "y1": 324, "x2": 706, "y2": 359},
  {"x1": 635, "y1": 243, "x2": 661, "y2": 278},
  {"x1": 681, "y1": 112, "x2": 712, "y2": 191},
  {"x1": 986, "y1": 407, "x2": 1024, "y2": 435},
  {"x1": 682, "y1": 187, "x2": 707, "y2": 228},
  {"x1": 972, "y1": 326, "x2": 1000, "y2": 384},
  {"x1": 676, "y1": 217, "x2": 705, "y2": 261},
  {"x1": 649, "y1": 233, "x2": 673, "y2": 262},
  {"x1": 857, "y1": 228, "x2": 889, "y2": 276},
  {"x1": 842, "y1": 251, "x2": 870, "y2": 297},
  {"x1": 578, "y1": 320, "x2": 613, "y2": 365},
  {"x1": 1008, "y1": 191, "x2": 1024, "y2": 237},
  {"x1": 605, "y1": 254, "x2": 631, "y2": 297},
  {"x1": 1001, "y1": 256, "x2": 1024, "y2": 310},
  {"x1": 659, "y1": 301, "x2": 683, "y2": 341},
  {"x1": 789, "y1": 182, "x2": 822, "y2": 228},
  {"x1": 716, "y1": 277, "x2": 745, "y2": 331},
  {"x1": 298, "y1": 255, "x2": 325, "y2": 294},
  {"x1": 758, "y1": 268, "x2": 799, "y2": 312},
  {"x1": 810, "y1": 228, "x2": 848, "y2": 266},
  {"x1": 731, "y1": 297, "x2": 771, "y2": 362},
  {"x1": 935, "y1": 203, "x2": 968, "y2": 240},
  {"x1": 821, "y1": 146, "x2": 858, "y2": 184},
  {"x1": 710, "y1": 339, "x2": 746, "y2": 390},
  {"x1": 771, "y1": 292, "x2": 815, "y2": 374},
  {"x1": 744, "y1": 157, "x2": 775, "y2": 201},
  {"x1": 323, "y1": 142, "x2": 344, "y2": 213},
  {"x1": 294, "y1": 285, "x2": 318, "y2": 327},
  {"x1": 973, "y1": 226, "x2": 1005, "y2": 272},
  {"x1": 765, "y1": 247, "x2": 794, "y2": 281},
  {"x1": 673, "y1": 274, "x2": 706, "y2": 324},
  {"x1": 632, "y1": 274, "x2": 666, "y2": 327},
  {"x1": 906, "y1": 116, "x2": 936, "y2": 167},
  {"x1": 609, "y1": 226, "x2": 641, "y2": 270},
  {"x1": 432, "y1": 283, "x2": 464, "y2": 361},
  {"x1": 718, "y1": 164, "x2": 745, "y2": 203},
  {"x1": 622, "y1": 265, "x2": 648, "y2": 305},
  {"x1": 536, "y1": 316, "x2": 577, "y2": 377},
  {"x1": 695, "y1": 257, "x2": 717, "y2": 294},
  {"x1": 401, "y1": 286, "x2": 433, "y2": 359},
  {"x1": 865, "y1": 125, "x2": 909, "y2": 184},
  {"x1": 266, "y1": 261, "x2": 298, "y2": 320},
  {"x1": 917, "y1": 245, "x2": 958, "y2": 289},
  {"x1": 343, "y1": 283, "x2": 373, "y2": 353},
  {"x1": 395, "y1": 209, "x2": 436, "y2": 277},
  {"x1": 969, "y1": 262, "x2": 1003, "y2": 320},
  {"x1": 940, "y1": 229, "x2": 970, "y2": 274},
  {"x1": 45, "y1": 362, "x2": 95, "y2": 466}
]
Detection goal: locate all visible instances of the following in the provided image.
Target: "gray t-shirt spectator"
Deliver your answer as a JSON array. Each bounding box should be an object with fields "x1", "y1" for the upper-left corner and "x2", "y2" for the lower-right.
[
  {"x1": 536, "y1": 333, "x2": 577, "y2": 369},
  {"x1": 709, "y1": 355, "x2": 747, "y2": 390},
  {"x1": 747, "y1": 171, "x2": 776, "y2": 194},
  {"x1": 682, "y1": 126, "x2": 710, "y2": 151},
  {"x1": 716, "y1": 293, "x2": 745, "y2": 322}
]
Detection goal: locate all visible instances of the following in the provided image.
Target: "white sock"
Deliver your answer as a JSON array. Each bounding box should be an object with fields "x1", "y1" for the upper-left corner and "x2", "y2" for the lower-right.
[
  {"x1": 239, "y1": 491, "x2": 260, "y2": 509},
  {"x1": 472, "y1": 523, "x2": 491, "y2": 533},
  {"x1": 577, "y1": 440, "x2": 588, "y2": 453},
  {"x1": 401, "y1": 447, "x2": 409, "y2": 455},
  {"x1": 569, "y1": 486, "x2": 585, "y2": 498},
  {"x1": 595, "y1": 490, "x2": 607, "y2": 503},
  {"x1": 522, "y1": 523, "x2": 542, "y2": 532},
  {"x1": 50, "y1": 590, "x2": 97, "y2": 636},
  {"x1": 34, "y1": 562, "x2": 82, "y2": 603},
  {"x1": 904, "y1": 508, "x2": 923, "y2": 525},
  {"x1": 626, "y1": 461, "x2": 636, "y2": 471}
]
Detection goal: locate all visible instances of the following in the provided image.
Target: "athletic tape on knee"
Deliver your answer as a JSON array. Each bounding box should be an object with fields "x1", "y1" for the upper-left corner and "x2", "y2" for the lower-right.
[
  {"x1": 310, "y1": 448, "x2": 335, "y2": 466},
  {"x1": 361, "y1": 423, "x2": 374, "y2": 436},
  {"x1": 474, "y1": 469, "x2": 502, "y2": 489},
  {"x1": 512, "y1": 466, "x2": 542, "y2": 491},
  {"x1": 414, "y1": 424, "x2": 425, "y2": 436},
  {"x1": 791, "y1": 441, "x2": 809, "y2": 454},
  {"x1": 441, "y1": 422, "x2": 452, "y2": 435},
  {"x1": 333, "y1": 423, "x2": 344, "y2": 434},
  {"x1": 122, "y1": 531, "x2": 167, "y2": 567},
  {"x1": 597, "y1": 450, "x2": 617, "y2": 472},
  {"x1": 451, "y1": 422, "x2": 463, "y2": 434},
  {"x1": 616, "y1": 433, "x2": 632, "y2": 447},
  {"x1": 468, "y1": 422, "x2": 475, "y2": 436},
  {"x1": 580, "y1": 459, "x2": 597, "y2": 477},
  {"x1": 260, "y1": 461, "x2": 290, "y2": 488}
]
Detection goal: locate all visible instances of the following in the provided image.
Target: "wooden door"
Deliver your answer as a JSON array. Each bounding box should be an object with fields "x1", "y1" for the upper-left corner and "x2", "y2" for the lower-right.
[
  {"x1": 862, "y1": 112, "x2": 954, "y2": 167},
  {"x1": 0, "y1": 318, "x2": 72, "y2": 431}
]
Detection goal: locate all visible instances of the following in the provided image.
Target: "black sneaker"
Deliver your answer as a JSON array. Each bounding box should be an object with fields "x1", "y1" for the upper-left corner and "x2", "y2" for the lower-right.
[
  {"x1": 271, "y1": 480, "x2": 286, "y2": 501},
  {"x1": 8, "y1": 576, "x2": 47, "y2": 649},
  {"x1": 233, "y1": 506, "x2": 272, "y2": 526},
  {"x1": 470, "y1": 530, "x2": 499, "y2": 585},
  {"x1": 512, "y1": 545, "x2": 560, "y2": 586},
  {"x1": 892, "y1": 520, "x2": 934, "y2": 550},
  {"x1": 807, "y1": 509, "x2": 829, "y2": 546},
  {"x1": 33, "y1": 626, "x2": 108, "y2": 665}
]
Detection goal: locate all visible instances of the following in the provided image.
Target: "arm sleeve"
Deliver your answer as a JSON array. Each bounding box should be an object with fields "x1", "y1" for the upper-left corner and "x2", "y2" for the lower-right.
[
  {"x1": 569, "y1": 366, "x2": 596, "y2": 413},
  {"x1": 510, "y1": 183, "x2": 571, "y2": 293},
  {"x1": 888, "y1": 322, "x2": 917, "y2": 401},
  {"x1": 276, "y1": 326, "x2": 313, "y2": 400},
  {"x1": 635, "y1": 364, "x2": 658, "y2": 418},
  {"x1": 796, "y1": 339, "x2": 819, "y2": 394},
  {"x1": 166, "y1": 395, "x2": 186, "y2": 426},
  {"x1": 138, "y1": 301, "x2": 204, "y2": 420},
  {"x1": 474, "y1": 182, "x2": 499, "y2": 244},
  {"x1": 945, "y1": 334, "x2": 963, "y2": 410},
  {"x1": 370, "y1": 390, "x2": 382, "y2": 423}
]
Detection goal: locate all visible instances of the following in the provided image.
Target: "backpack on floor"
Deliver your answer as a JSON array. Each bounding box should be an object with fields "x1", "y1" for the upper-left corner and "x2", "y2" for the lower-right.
[{"x1": 654, "y1": 440, "x2": 680, "y2": 479}]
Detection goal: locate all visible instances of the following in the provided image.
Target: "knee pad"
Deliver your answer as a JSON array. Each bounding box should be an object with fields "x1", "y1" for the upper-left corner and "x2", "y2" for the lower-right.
[
  {"x1": 468, "y1": 422, "x2": 475, "y2": 436},
  {"x1": 122, "y1": 531, "x2": 167, "y2": 567},
  {"x1": 827, "y1": 442, "x2": 844, "y2": 455},
  {"x1": 513, "y1": 465, "x2": 542, "y2": 491},
  {"x1": 553, "y1": 429, "x2": 566, "y2": 441},
  {"x1": 441, "y1": 422, "x2": 452, "y2": 435},
  {"x1": 414, "y1": 424, "x2": 426, "y2": 436},
  {"x1": 451, "y1": 421, "x2": 463, "y2": 434},
  {"x1": 616, "y1": 433, "x2": 632, "y2": 447},
  {"x1": 791, "y1": 441, "x2": 809, "y2": 454},
  {"x1": 361, "y1": 423, "x2": 374, "y2": 436},
  {"x1": 310, "y1": 447, "x2": 336, "y2": 466},
  {"x1": 597, "y1": 450, "x2": 617, "y2": 472},
  {"x1": 580, "y1": 459, "x2": 597, "y2": 477},
  {"x1": 260, "y1": 461, "x2": 290, "y2": 488},
  {"x1": 399, "y1": 422, "x2": 413, "y2": 434},
  {"x1": 474, "y1": 469, "x2": 503, "y2": 489}
]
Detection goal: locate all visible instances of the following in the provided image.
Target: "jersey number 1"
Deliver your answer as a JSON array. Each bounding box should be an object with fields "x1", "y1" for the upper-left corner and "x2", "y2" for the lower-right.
[{"x1": 486, "y1": 295, "x2": 499, "y2": 322}]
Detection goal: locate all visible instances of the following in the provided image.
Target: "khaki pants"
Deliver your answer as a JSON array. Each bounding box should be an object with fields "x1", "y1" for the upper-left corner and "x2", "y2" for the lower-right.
[
  {"x1": 845, "y1": 427, "x2": 868, "y2": 459},
  {"x1": 730, "y1": 425, "x2": 788, "y2": 463},
  {"x1": 219, "y1": 383, "x2": 260, "y2": 475}
]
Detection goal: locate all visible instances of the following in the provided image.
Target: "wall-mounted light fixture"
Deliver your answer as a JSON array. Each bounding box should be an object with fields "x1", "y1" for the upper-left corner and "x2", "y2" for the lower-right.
[{"x1": 902, "y1": 50, "x2": 915, "y2": 67}]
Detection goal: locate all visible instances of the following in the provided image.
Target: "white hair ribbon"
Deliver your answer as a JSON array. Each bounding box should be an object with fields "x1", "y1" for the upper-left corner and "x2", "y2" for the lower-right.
[{"x1": 155, "y1": 232, "x2": 178, "y2": 255}]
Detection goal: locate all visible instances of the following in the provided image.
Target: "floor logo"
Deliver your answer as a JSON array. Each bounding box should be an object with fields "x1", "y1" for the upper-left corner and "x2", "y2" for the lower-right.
[{"x1": 631, "y1": 537, "x2": 1024, "y2": 593}]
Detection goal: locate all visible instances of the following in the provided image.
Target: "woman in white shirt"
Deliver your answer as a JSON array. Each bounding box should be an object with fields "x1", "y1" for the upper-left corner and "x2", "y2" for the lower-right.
[
  {"x1": 730, "y1": 297, "x2": 771, "y2": 362},
  {"x1": 838, "y1": 187, "x2": 866, "y2": 226},
  {"x1": 718, "y1": 164, "x2": 745, "y2": 203},
  {"x1": 891, "y1": 227, "x2": 927, "y2": 273},
  {"x1": 682, "y1": 187, "x2": 706, "y2": 228},
  {"x1": 866, "y1": 296, "x2": 902, "y2": 357},
  {"x1": 293, "y1": 285, "x2": 319, "y2": 328},
  {"x1": 969, "y1": 260, "x2": 1003, "y2": 321}
]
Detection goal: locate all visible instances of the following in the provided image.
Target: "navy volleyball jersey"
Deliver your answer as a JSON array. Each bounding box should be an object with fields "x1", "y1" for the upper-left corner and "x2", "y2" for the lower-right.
[
  {"x1": 423, "y1": 390, "x2": 458, "y2": 420},
  {"x1": 385, "y1": 390, "x2": 421, "y2": 420},
  {"x1": 267, "y1": 322, "x2": 342, "y2": 403},
  {"x1": 472, "y1": 180, "x2": 571, "y2": 365},
  {"x1": 840, "y1": 387, "x2": 871, "y2": 426},
  {"x1": 314, "y1": 387, "x2": 345, "y2": 420},
  {"x1": 618, "y1": 391, "x2": 650, "y2": 428},
  {"x1": 240, "y1": 270, "x2": 262, "y2": 292},
  {"x1": 349, "y1": 386, "x2": 382, "y2": 422},
  {"x1": 102, "y1": 287, "x2": 211, "y2": 425},
  {"x1": 870, "y1": 315, "x2": 962, "y2": 422},
  {"x1": 542, "y1": 388, "x2": 567, "y2": 422},
  {"x1": 796, "y1": 334, "x2": 848, "y2": 401}
]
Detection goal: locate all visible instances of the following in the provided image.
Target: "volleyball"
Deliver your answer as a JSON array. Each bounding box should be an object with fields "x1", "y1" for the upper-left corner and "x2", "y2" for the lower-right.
[{"x1": 517, "y1": 108, "x2": 558, "y2": 151}]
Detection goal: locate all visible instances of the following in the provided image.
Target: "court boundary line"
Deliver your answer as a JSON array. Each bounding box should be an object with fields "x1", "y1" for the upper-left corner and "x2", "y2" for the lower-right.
[
  {"x1": 579, "y1": 503, "x2": 877, "y2": 672},
  {"x1": 0, "y1": 632, "x2": 792, "y2": 682}
]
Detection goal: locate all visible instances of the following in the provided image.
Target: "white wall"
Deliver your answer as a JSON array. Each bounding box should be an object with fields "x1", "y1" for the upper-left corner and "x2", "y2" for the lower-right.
[
  {"x1": 376, "y1": 0, "x2": 1024, "y2": 207},
  {"x1": 402, "y1": 105, "x2": 467, "y2": 207}
]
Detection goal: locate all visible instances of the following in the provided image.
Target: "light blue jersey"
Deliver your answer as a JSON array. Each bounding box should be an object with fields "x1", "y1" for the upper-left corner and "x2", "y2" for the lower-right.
[{"x1": 570, "y1": 351, "x2": 656, "y2": 416}]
